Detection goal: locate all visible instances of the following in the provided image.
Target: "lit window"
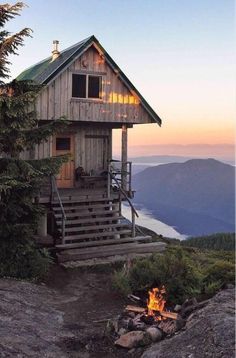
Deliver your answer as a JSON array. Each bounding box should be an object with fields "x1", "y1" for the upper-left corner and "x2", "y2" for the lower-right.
[{"x1": 72, "y1": 74, "x2": 102, "y2": 99}]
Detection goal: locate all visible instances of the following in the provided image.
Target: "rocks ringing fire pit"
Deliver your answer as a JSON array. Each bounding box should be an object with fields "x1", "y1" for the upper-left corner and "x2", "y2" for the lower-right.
[{"x1": 107, "y1": 286, "x2": 206, "y2": 350}]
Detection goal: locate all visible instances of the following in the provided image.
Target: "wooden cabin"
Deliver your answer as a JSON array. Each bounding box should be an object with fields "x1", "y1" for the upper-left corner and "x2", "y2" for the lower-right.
[{"x1": 17, "y1": 36, "x2": 165, "y2": 263}]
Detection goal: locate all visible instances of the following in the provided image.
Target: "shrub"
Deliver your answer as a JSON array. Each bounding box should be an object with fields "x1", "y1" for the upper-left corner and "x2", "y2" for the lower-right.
[
  {"x1": 204, "y1": 281, "x2": 222, "y2": 297},
  {"x1": 112, "y1": 246, "x2": 235, "y2": 305},
  {"x1": 112, "y1": 269, "x2": 131, "y2": 295},
  {"x1": 113, "y1": 247, "x2": 203, "y2": 304},
  {"x1": 203, "y1": 260, "x2": 235, "y2": 288},
  {"x1": 0, "y1": 238, "x2": 52, "y2": 280}
]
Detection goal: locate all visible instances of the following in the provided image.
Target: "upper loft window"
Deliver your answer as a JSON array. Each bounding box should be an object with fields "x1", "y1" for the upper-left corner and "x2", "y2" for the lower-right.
[{"x1": 72, "y1": 74, "x2": 102, "y2": 99}]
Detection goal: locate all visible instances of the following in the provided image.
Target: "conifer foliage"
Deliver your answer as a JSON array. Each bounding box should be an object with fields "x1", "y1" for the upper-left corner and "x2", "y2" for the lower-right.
[
  {"x1": 0, "y1": 3, "x2": 67, "y2": 279},
  {"x1": 0, "y1": 2, "x2": 31, "y2": 83}
]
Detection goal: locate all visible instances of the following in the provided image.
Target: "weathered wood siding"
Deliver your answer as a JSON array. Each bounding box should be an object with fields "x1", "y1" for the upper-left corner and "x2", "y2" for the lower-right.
[
  {"x1": 34, "y1": 125, "x2": 112, "y2": 173},
  {"x1": 36, "y1": 46, "x2": 153, "y2": 124},
  {"x1": 78, "y1": 126, "x2": 111, "y2": 173}
]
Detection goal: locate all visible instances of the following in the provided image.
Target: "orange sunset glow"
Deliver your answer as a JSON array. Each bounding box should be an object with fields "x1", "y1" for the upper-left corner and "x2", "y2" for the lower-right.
[
  {"x1": 8, "y1": 0, "x2": 235, "y2": 161},
  {"x1": 112, "y1": 75, "x2": 235, "y2": 157}
]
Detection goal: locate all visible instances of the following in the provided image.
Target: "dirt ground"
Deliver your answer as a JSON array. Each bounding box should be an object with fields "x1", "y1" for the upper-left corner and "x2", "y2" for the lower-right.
[
  {"x1": 45, "y1": 264, "x2": 142, "y2": 358},
  {"x1": 1, "y1": 264, "x2": 234, "y2": 357}
]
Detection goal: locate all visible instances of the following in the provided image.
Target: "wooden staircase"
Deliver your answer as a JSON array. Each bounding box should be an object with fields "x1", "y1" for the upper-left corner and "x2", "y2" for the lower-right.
[{"x1": 51, "y1": 194, "x2": 166, "y2": 264}]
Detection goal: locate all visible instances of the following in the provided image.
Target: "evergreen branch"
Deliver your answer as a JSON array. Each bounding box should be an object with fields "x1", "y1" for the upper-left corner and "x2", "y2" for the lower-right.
[
  {"x1": 0, "y1": 3, "x2": 26, "y2": 27},
  {"x1": 29, "y1": 155, "x2": 70, "y2": 176},
  {"x1": 0, "y1": 28, "x2": 32, "y2": 56},
  {"x1": 0, "y1": 3, "x2": 32, "y2": 81},
  {"x1": 0, "y1": 1, "x2": 27, "y2": 27},
  {"x1": 22, "y1": 118, "x2": 68, "y2": 149},
  {"x1": 0, "y1": 28, "x2": 32, "y2": 81}
]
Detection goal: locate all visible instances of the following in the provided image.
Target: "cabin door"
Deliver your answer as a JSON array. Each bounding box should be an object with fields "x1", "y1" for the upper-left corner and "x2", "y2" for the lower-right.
[
  {"x1": 52, "y1": 134, "x2": 75, "y2": 188},
  {"x1": 84, "y1": 135, "x2": 109, "y2": 174}
]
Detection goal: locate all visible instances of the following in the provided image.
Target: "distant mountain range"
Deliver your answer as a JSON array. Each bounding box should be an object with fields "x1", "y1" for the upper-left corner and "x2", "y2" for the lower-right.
[
  {"x1": 132, "y1": 159, "x2": 235, "y2": 236},
  {"x1": 128, "y1": 144, "x2": 235, "y2": 161},
  {"x1": 131, "y1": 155, "x2": 195, "y2": 163},
  {"x1": 130, "y1": 155, "x2": 235, "y2": 175}
]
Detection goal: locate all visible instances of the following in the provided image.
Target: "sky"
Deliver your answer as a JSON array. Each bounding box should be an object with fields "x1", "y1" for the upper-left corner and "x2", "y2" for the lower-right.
[{"x1": 7, "y1": 0, "x2": 235, "y2": 159}]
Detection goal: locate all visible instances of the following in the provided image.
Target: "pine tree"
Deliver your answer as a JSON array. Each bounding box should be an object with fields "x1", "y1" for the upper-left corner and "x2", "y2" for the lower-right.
[
  {"x1": 0, "y1": 3, "x2": 67, "y2": 279},
  {"x1": 0, "y1": 2, "x2": 31, "y2": 83}
]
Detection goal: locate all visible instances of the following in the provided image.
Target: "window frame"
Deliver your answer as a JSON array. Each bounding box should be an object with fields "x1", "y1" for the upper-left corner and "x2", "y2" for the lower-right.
[
  {"x1": 71, "y1": 73, "x2": 103, "y2": 100},
  {"x1": 56, "y1": 137, "x2": 71, "y2": 151}
]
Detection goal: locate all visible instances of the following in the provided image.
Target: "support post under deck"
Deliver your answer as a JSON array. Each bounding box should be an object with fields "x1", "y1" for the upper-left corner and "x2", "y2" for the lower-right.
[{"x1": 121, "y1": 124, "x2": 128, "y2": 192}]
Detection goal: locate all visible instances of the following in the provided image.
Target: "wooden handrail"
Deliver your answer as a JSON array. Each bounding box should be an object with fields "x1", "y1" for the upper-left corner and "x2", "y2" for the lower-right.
[
  {"x1": 109, "y1": 159, "x2": 132, "y2": 194},
  {"x1": 108, "y1": 165, "x2": 138, "y2": 237},
  {"x1": 50, "y1": 175, "x2": 67, "y2": 244}
]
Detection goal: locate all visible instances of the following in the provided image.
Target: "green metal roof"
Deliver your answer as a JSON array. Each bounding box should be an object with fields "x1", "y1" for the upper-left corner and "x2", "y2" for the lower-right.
[
  {"x1": 17, "y1": 36, "x2": 162, "y2": 126},
  {"x1": 17, "y1": 37, "x2": 91, "y2": 83}
]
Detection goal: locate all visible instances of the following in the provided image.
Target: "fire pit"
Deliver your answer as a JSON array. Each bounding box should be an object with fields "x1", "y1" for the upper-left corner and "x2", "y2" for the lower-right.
[{"x1": 111, "y1": 286, "x2": 186, "y2": 350}]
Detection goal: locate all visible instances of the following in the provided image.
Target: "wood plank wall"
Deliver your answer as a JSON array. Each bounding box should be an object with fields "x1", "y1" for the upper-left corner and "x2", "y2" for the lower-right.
[
  {"x1": 36, "y1": 46, "x2": 153, "y2": 124},
  {"x1": 33, "y1": 125, "x2": 112, "y2": 173}
]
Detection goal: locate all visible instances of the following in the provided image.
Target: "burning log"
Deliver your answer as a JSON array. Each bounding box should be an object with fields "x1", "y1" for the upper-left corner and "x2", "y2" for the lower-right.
[
  {"x1": 125, "y1": 305, "x2": 146, "y2": 314},
  {"x1": 125, "y1": 306, "x2": 178, "y2": 320},
  {"x1": 160, "y1": 311, "x2": 178, "y2": 320}
]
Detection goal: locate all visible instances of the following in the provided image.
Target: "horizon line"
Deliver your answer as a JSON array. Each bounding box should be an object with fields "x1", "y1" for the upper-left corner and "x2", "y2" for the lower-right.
[{"x1": 127, "y1": 143, "x2": 235, "y2": 147}]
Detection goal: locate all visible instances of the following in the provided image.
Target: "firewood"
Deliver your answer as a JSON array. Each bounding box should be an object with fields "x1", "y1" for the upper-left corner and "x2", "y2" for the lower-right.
[
  {"x1": 127, "y1": 294, "x2": 141, "y2": 302},
  {"x1": 93, "y1": 318, "x2": 112, "y2": 323},
  {"x1": 125, "y1": 305, "x2": 146, "y2": 313},
  {"x1": 125, "y1": 306, "x2": 178, "y2": 319},
  {"x1": 158, "y1": 320, "x2": 177, "y2": 335},
  {"x1": 160, "y1": 311, "x2": 178, "y2": 320}
]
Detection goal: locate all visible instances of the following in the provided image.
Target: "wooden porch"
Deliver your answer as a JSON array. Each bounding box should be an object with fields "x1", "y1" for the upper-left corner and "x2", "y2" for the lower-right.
[{"x1": 38, "y1": 167, "x2": 165, "y2": 264}]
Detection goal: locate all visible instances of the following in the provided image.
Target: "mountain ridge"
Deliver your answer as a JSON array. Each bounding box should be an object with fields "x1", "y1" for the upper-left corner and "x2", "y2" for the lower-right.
[{"x1": 133, "y1": 158, "x2": 235, "y2": 236}]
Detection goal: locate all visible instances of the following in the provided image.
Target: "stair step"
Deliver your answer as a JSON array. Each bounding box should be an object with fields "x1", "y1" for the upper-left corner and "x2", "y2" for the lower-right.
[
  {"x1": 57, "y1": 242, "x2": 166, "y2": 262},
  {"x1": 56, "y1": 236, "x2": 152, "y2": 250},
  {"x1": 57, "y1": 216, "x2": 123, "y2": 226},
  {"x1": 61, "y1": 253, "x2": 154, "y2": 268},
  {"x1": 59, "y1": 223, "x2": 129, "y2": 234},
  {"x1": 63, "y1": 229, "x2": 132, "y2": 242},
  {"x1": 52, "y1": 197, "x2": 114, "y2": 206},
  {"x1": 54, "y1": 209, "x2": 119, "y2": 219},
  {"x1": 52, "y1": 203, "x2": 117, "y2": 213}
]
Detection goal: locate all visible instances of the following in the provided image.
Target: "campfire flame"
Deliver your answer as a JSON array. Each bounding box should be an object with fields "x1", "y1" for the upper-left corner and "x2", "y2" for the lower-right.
[{"x1": 147, "y1": 286, "x2": 166, "y2": 320}]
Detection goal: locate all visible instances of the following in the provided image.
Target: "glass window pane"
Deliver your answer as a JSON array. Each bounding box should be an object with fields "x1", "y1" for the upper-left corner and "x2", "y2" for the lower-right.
[
  {"x1": 72, "y1": 74, "x2": 86, "y2": 98},
  {"x1": 88, "y1": 76, "x2": 101, "y2": 98},
  {"x1": 56, "y1": 138, "x2": 70, "y2": 150}
]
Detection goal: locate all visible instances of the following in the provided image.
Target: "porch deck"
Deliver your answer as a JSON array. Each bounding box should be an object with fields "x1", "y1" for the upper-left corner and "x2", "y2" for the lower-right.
[{"x1": 37, "y1": 174, "x2": 164, "y2": 263}]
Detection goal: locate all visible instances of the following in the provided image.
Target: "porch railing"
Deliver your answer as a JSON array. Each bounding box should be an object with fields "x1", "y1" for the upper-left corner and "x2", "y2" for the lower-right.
[
  {"x1": 107, "y1": 163, "x2": 138, "y2": 237},
  {"x1": 108, "y1": 160, "x2": 132, "y2": 195},
  {"x1": 50, "y1": 175, "x2": 66, "y2": 244}
]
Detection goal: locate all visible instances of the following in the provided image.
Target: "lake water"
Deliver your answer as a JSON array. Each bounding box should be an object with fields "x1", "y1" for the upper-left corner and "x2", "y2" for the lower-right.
[{"x1": 122, "y1": 204, "x2": 187, "y2": 241}]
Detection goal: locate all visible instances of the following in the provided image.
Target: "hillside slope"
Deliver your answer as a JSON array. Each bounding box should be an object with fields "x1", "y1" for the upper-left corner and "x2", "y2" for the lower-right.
[
  {"x1": 133, "y1": 159, "x2": 235, "y2": 236},
  {"x1": 182, "y1": 233, "x2": 235, "y2": 251}
]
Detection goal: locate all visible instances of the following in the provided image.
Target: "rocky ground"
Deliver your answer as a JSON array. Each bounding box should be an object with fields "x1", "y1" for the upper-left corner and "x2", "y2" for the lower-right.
[
  {"x1": 0, "y1": 265, "x2": 235, "y2": 358},
  {"x1": 0, "y1": 265, "x2": 131, "y2": 358},
  {"x1": 142, "y1": 288, "x2": 235, "y2": 358}
]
